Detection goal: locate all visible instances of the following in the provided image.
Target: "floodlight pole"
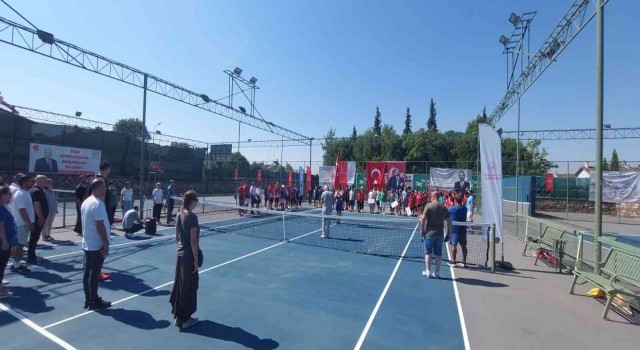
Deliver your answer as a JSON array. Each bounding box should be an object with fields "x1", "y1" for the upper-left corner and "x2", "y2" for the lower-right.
[
  {"x1": 594, "y1": 0, "x2": 604, "y2": 273},
  {"x1": 139, "y1": 74, "x2": 148, "y2": 217}
]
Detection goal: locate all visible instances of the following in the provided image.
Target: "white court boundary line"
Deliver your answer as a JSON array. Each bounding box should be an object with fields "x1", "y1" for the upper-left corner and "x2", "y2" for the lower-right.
[
  {"x1": 44, "y1": 215, "x2": 280, "y2": 260},
  {"x1": 353, "y1": 223, "x2": 418, "y2": 350},
  {"x1": 43, "y1": 225, "x2": 325, "y2": 330},
  {"x1": 446, "y1": 243, "x2": 471, "y2": 350},
  {"x1": 0, "y1": 303, "x2": 76, "y2": 350}
]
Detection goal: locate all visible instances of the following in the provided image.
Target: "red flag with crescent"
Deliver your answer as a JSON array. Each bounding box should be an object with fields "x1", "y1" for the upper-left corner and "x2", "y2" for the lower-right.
[
  {"x1": 306, "y1": 166, "x2": 312, "y2": 189},
  {"x1": 366, "y1": 161, "x2": 386, "y2": 192},
  {"x1": 257, "y1": 168, "x2": 262, "y2": 184},
  {"x1": 333, "y1": 154, "x2": 340, "y2": 190}
]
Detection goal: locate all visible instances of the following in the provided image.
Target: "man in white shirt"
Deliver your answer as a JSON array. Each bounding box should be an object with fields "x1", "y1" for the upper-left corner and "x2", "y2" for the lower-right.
[
  {"x1": 9, "y1": 174, "x2": 34, "y2": 272},
  {"x1": 250, "y1": 183, "x2": 257, "y2": 213},
  {"x1": 151, "y1": 182, "x2": 163, "y2": 224},
  {"x1": 120, "y1": 181, "x2": 133, "y2": 217},
  {"x1": 81, "y1": 178, "x2": 111, "y2": 310}
]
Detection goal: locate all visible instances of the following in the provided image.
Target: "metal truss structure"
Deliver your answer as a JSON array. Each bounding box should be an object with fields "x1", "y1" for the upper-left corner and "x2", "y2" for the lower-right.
[
  {"x1": 502, "y1": 127, "x2": 640, "y2": 140},
  {"x1": 16, "y1": 105, "x2": 208, "y2": 148},
  {"x1": 0, "y1": 17, "x2": 310, "y2": 145},
  {"x1": 489, "y1": 0, "x2": 610, "y2": 126}
]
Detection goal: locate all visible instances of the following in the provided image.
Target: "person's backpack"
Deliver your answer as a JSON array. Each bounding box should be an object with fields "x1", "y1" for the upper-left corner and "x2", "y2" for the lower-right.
[{"x1": 145, "y1": 218, "x2": 157, "y2": 234}]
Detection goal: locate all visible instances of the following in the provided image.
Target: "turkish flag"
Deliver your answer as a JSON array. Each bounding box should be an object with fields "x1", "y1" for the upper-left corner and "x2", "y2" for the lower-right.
[
  {"x1": 366, "y1": 161, "x2": 386, "y2": 192},
  {"x1": 333, "y1": 154, "x2": 340, "y2": 190},
  {"x1": 257, "y1": 168, "x2": 262, "y2": 184},
  {"x1": 288, "y1": 172, "x2": 292, "y2": 187},
  {"x1": 234, "y1": 168, "x2": 238, "y2": 181},
  {"x1": 545, "y1": 173, "x2": 554, "y2": 193},
  {"x1": 306, "y1": 166, "x2": 312, "y2": 189}
]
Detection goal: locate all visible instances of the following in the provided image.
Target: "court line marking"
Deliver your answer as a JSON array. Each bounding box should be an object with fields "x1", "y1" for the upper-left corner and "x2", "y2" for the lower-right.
[
  {"x1": 446, "y1": 245, "x2": 471, "y2": 350},
  {"x1": 353, "y1": 223, "x2": 418, "y2": 350},
  {"x1": 43, "y1": 215, "x2": 280, "y2": 260},
  {"x1": 0, "y1": 303, "x2": 76, "y2": 350},
  {"x1": 43, "y1": 226, "x2": 324, "y2": 330}
]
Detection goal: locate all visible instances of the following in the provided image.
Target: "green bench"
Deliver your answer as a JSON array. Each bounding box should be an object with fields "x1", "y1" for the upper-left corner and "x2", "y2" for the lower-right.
[
  {"x1": 521, "y1": 216, "x2": 571, "y2": 272},
  {"x1": 569, "y1": 235, "x2": 640, "y2": 319}
]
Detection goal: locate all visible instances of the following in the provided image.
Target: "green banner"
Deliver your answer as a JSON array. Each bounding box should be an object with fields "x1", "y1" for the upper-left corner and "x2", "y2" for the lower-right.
[
  {"x1": 413, "y1": 174, "x2": 428, "y2": 190},
  {"x1": 355, "y1": 172, "x2": 366, "y2": 189}
]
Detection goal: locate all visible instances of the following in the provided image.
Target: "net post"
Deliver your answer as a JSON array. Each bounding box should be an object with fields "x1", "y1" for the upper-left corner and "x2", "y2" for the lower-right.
[
  {"x1": 490, "y1": 224, "x2": 496, "y2": 273},
  {"x1": 282, "y1": 210, "x2": 286, "y2": 242},
  {"x1": 62, "y1": 198, "x2": 67, "y2": 227}
]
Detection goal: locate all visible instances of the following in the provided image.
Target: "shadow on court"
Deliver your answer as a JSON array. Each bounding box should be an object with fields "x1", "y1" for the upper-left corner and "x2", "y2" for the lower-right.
[
  {"x1": 100, "y1": 272, "x2": 171, "y2": 297},
  {"x1": 455, "y1": 278, "x2": 508, "y2": 288},
  {"x1": 182, "y1": 320, "x2": 279, "y2": 350},
  {"x1": 96, "y1": 308, "x2": 171, "y2": 330},
  {"x1": 3, "y1": 287, "x2": 54, "y2": 314}
]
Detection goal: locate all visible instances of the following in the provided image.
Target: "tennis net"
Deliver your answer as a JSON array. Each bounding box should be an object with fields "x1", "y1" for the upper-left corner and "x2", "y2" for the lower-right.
[{"x1": 184, "y1": 199, "x2": 495, "y2": 267}]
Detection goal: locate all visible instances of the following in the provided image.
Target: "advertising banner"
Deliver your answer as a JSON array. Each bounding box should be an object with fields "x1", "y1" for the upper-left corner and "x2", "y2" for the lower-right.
[
  {"x1": 413, "y1": 174, "x2": 428, "y2": 190},
  {"x1": 429, "y1": 167, "x2": 472, "y2": 192},
  {"x1": 355, "y1": 173, "x2": 366, "y2": 189},
  {"x1": 306, "y1": 166, "x2": 312, "y2": 190},
  {"x1": 29, "y1": 143, "x2": 101, "y2": 174},
  {"x1": 319, "y1": 166, "x2": 335, "y2": 187},
  {"x1": 404, "y1": 174, "x2": 413, "y2": 189},
  {"x1": 479, "y1": 124, "x2": 503, "y2": 239},
  {"x1": 589, "y1": 171, "x2": 640, "y2": 204}
]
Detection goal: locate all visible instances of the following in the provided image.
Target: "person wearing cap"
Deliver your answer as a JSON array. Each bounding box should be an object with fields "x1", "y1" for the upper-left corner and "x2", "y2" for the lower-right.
[
  {"x1": 8, "y1": 174, "x2": 34, "y2": 273},
  {"x1": 320, "y1": 185, "x2": 334, "y2": 238}
]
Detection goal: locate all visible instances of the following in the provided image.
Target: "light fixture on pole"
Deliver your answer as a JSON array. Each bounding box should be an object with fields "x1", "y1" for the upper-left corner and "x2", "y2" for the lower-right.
[
  {"x1": 249, "y1": 77, "x2": 257, "y2": 85},
  {"x1": 75, "y1": 111, "x2": 82, "y2": 117},
  {"x1": 233, "y1": 67, "x2": 243, "y2": 76},
  {"x1": 499, "y1": 35, "x2": 509, "y2": 47},
  {"x1": 509, "y1": 13, "x2": 521, "y2": 27}
]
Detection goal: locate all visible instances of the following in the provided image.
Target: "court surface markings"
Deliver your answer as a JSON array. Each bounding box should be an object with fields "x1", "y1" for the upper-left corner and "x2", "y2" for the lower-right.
[
  {"x1": 43, "y1": 225, "x2": 328, "y2": 330},
  {"x1": 0, "y1": 303, "x2": 76, "y2": 350}
]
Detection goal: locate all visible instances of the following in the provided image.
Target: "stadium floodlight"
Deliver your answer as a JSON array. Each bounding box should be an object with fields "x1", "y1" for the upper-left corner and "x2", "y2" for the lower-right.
[
  {"x1": 247, "y1": 138, "x2": 252, "y2": 142},
  {"x1": 499, "y1": 35, "x2": 509, "y2": 47},
  {"x1": 75, "y1": 111, "x2": 82, "y2": 117},
  {"x1": 249, "y1": 77, "x2": 258, "y2": 85},
  {"x1": 37, "y1": 30, "x2": 55, "y2": 45},
  {"x1": 604, "y1": 124, "x2": 611, "y2": 129},
  {"x1": 238, "y1": 106, "x2": 247, "y2": 113},
  {"x1": 509, "y1": 13, "x2": 521, "y2": 27},
  {"x1": 233, "y1": 67, "x2": 243, "y2": 76},
  {"x1": 199, "y1": 94, "x2": 211, "y2": 103}
]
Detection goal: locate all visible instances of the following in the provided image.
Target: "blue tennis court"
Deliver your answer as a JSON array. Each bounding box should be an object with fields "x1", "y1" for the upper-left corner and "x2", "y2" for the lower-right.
[{"x1": 1, "y1": 212, "x2": 469, "y2": 349}]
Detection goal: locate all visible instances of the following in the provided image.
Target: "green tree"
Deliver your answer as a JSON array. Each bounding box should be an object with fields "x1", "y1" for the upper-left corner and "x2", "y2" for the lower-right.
[
  {"x1": 380, "y1": 125, "x2": 403, "y2": 161},
  {"x1": 603, "y1": 157, "x2": 609, "y2": 171},
  {"x1": 170, "y1": 141, "x2": 191, "y2": 149},
  {"x1": 373, "y1": 106, "x2": 382, "y2": 136},
  {"x1": 610, "y1": 149, "x2": 620, "y2": 171},
  {"x1": 427, "y1": 98, "x2": 438, "y2": 132},
  {"x1": 403, "y1": 107, "x2": 412, "y2": 136},
  {"x1": 351, "y1": 126, "x2": 357, "y2": 140},
  {"x1": 113, "y1": 118, "x2": 150, "y2": 141}
]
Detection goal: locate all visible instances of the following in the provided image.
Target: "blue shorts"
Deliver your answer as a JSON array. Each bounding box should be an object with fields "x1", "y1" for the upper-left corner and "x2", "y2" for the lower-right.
[
  {"x1": 423, "y1": 236, "x2": 443, "y2": 256},
  {"x1": 450, "y1": 232, "x2": 467, "y2": 246}
]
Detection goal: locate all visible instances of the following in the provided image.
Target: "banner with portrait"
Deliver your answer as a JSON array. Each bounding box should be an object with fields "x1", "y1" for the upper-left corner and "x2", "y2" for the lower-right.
[
  {"x1": 429, "y1": 167, "x2": 472, "y2": 192},
  {"x1": 385, "y1": 161, "x2": 406, "y2": 190},
  {"x1": 318, "y1": 166, "x2": 335, "y2": 187},
  {"x1": 29, "y1": 143, "x2": 101, "y2": 174}
]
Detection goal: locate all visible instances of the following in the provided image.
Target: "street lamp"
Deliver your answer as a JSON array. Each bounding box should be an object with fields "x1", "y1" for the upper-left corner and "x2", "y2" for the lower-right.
[
  {"x1": 509, "y1": 13, "x2": 521, "y2": 27},
  {"x1": 75, "y1": 111, "x2": 82, "y2": 117}
]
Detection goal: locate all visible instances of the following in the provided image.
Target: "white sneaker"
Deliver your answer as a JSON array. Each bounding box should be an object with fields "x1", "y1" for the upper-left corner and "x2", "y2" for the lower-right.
[
  {"x1": 434, "y1": 272, "x2": 441, "y2": 279},
  {"x1": 448, "y1": 262, "x2": 456, "y2": 267},
  {"x1": 321, "y1": 235, "x2": 325, "y2": 238},
  {"x1": 429, "y1": 272, "x2": 437, "y2": 278},
  {"x1": 456, "y1": 262, "x2": 466, "y2": 268},
  {"x1": 180, "y1": 317, "x2": 199, "y2": 329},
  {"x1": 2, "y1": 280, "x2": 8, "y2": 286},
  {"x1": 422, "y1": 270, "x2": 430, "y2": 277}
]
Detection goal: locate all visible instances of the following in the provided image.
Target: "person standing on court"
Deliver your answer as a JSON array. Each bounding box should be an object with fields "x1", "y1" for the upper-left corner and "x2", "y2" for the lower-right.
[
  {"x1": 120, "y1": 181, "x2": 133, "y2": 217},
  {"x1": 95, "y1": 161, "x2": 113, "y2": 228},
  {"x1": 170, "y1": 190, "x2": 200, "y2": 329},
  {"x1": 447, "y1": 195, "x2": 468, "y2": 267},
  {"x1": 419, "y1": 192, "x2": 452, "y2": 279},
  {"x1": 320, "y1": 185, "x2": 334, "y2": 238},
  {"x1": 0, "y1": 185, "x2": 18, "y2": 298},
  {"x1": 166, "y1": 180, "x2": 176, "y2": 225},
  {"x1": 28, "y1": 175, "x2": 49, "y2": 264},
  {"x1": 152, "y1": 182, "x2": 164, "y2": 224},
  {"x1": 9, "y1": 174, "x2": 33, "y2": 273},
  {"x1": 73, "y1": 175, "x2": 87, "y2": 236},
  {"x1": 43, "y1": 178, "x2": 58, "y2": 242},
  {"x1": 81, "y1": 178, "x2": 112, "y2": 310}
]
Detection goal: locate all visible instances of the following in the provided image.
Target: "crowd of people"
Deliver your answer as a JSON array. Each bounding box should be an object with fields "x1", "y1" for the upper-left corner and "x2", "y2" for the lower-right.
[{"x1": 236, "y1": 182, "x2": 305, "y2": 214}]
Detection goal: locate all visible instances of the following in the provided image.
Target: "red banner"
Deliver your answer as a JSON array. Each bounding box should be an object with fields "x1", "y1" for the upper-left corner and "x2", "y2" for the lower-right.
[
  {"x1": 257, "y1": 168, "x2": 262, "y2": 184},
  {"x1": 335, "y1": 161, "x2": 350, "y2": 188},
  {"x1": 234, "y1": 168, "x2": 238, "y2": 181},
  {"x1": 150, "y1": 161, "x2": 162, "y2": 172},
  {"x1": 306, "y1": 166, "x2": 312, "y2": 190},
  {"x1": 366, "y1": 161, "x2": 386, "y2": 192},
  {"x1": 385, "y1": 161, "x2": 406, "y2": 190},
  {"x1": 545, "y1": 173, "x2": 554, "y2": 193},
  {"x1": 288, "y1": 172, "x2": 292, "y2": 186}
]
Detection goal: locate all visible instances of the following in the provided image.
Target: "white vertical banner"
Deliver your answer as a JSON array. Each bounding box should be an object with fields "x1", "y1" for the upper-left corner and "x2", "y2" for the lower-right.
[
  {"x1": 479, "y1": 124, "x2": 503, "y2": 240},
  {"x1": 347, "y1": 161, "x2": 357, "y2": 185}
]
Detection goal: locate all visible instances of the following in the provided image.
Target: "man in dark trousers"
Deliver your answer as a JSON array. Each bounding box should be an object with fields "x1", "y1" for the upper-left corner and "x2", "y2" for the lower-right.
[
  {"x1": 73, "y1": 175, "x2": 87, "y2": 236},
  {"x1": 94, "y1": 161, "x2": 112, "y2": 280},
  {"x1": 166, "y1": 180, "x2": 176, "y2": 225},
  {"x1": 28, "y1": 175, "x2": 49, "y2": 264}
]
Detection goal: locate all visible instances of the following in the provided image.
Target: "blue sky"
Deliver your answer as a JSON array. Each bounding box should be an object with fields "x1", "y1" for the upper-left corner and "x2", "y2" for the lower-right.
[{"x1": 1, "y1": 0, "x2": 638, "y2": 172}]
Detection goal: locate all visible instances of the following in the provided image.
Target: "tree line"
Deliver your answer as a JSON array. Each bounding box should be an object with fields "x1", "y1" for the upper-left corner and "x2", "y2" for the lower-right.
[{"x1": 321, "y1": 100, "x2": 556, "y2": 176}]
